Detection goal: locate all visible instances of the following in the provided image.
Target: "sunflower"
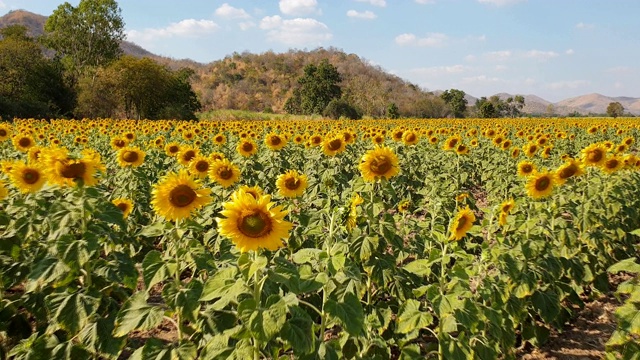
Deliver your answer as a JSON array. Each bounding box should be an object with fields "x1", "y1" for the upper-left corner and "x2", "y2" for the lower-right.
[
  {"x1": 322, "y1": 135, "x2": 346, "y2": 156},
  {"x1": 165, "y1": 142, "x2": 181, "y2": 157},
  {"x1": 309, "y1": 134, "x2": 323, "y2": 147},
  {"x1": 601, "y1": 155, "x2": 623, "y2": 174},
  {"x1": 499, "y1": 199, "x2": 515, "y2": 214},
  {"x1": 237, "y1": 139, "x2": 258, "y2": 157},
  {"x1": 442, "y1": 135, "x2": 461, "y2": 151},
  {"x1": 372, "y1": 134, "x2": 385, "y2": 145},
  {"x1": 449, "y1": 206, "x2": 476, "y2": 241},
  {"x1": 218, "y1": 189, "x2": 293, "y2": 252},
  {"x1": 188, "y1": 155, "x2": 212, "y2": 179},
  {"x1": 12, "y1": 134, "x2": 35, "y2": 152},
  {"x1": 358, "y1": 146, "x2": 400, "y2": 182},
  {"x1": 523, "y1": 143, "x2": 538, "y2": 157},
  {"x1": 265, "y1": 133, "x2": 287, "y2": 151},
  {"x1": 117, "y1": 146, "x2": 146, "y2": 167},
  {"x1": 151, "y1": 170, "x2": 212, "y2": 221},
  {"x1": 112, "y1": 198, "x2": 134, "y2": 218},
  {"x1": 276, "y1": 170, "x2": 308, "y2": 198},
  {"x1": 581, "y1": 143, "x2": 608, "y2": 167},
  {"x1": 177, "y1": 146, "x2": 200, "y2": 166},
  {"x1": 455, "y1": 143, "x2": 469, "y2": 155},
  {"x1": 8, "y1": 161, "x2": 46, "y2": 194},
  {"x1": 556, "y1": 159, "x2": 584, "y2": 184},
  {"x1": 27, "y1": 146, "x2": 43, "y2": 164},
  {"x1": 238, "y1": 185, "x2": 264, "y2": 199},
  {"x1": 498, "y1": 212, "x2": 509, "y2": 226},
  {"x1": 213, "y1": 133, "x2": 226, "y2": 146},
  {"x1": 346, "y1": 193, "x2": 364, "y2": 232},
  {"x1": 501, "y1": 139, "x2": 512, "y2": 150},
  {"x1": 517, "y1": 160, "x2": 536, "y2": 177},
  {"x1": 402, "y1": 131, "x2": 419, "y2": 146},
  {"x1": 209, "y1": 159, "x2": 241, "y2": 188},
  {"x1": 43, "y1": 148, "x2": 102, "y2": 187},
  {"x1": 429, "y1": 136, "x2": 439, "y2": 145},
  {"x1": 0, "y1": 180, "x2": 7, "y2": 200},
  {"x1": 525, "y1": 171, "x2": 557, "y2": 199},
  {"x1": 0, "y1": 123, "x2": 11, "y2": 142},
  {"x1": 110, "y1": 137, "x2": 129, "y2": 150},
  {"x1": 398, "y1": 199, "x2": 411, "y2": 213}
]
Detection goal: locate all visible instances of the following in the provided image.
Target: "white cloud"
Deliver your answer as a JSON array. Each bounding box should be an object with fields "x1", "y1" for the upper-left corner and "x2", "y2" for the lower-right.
[
  {"x1": 606, "y1": 66, "x2": 633, "y2": 74},
  {"x1": 495, "y1": 65, "x2": 508, "y2": 71},
  {"x1": 524, "y1": 77, "x2": 536, "y2": 85},
  {"x1": 484, "y1": 50, "x2": 512, "y2": 61},
  {"x1": 279, "y1": 0, "x2": 320, "y2": 16},
  {"x1": 410, "y1": 65, "x2": 468, "y2": 76},
  {"x1": 260, "y1": 16, "x2": 332, "y2": 45},
  {"x1": 0, "y1": 1, "x2": 6, "y2": 9},
  {"x1": 215, "y1": 3, "x2": 251, "y2": 19},
  {"x1": 465, "y1": 54, "x2": 477, "y2": 62},
  {"x1": 239, "y1": 21, "x2": 256, "y2": 31},
  {"x1": 614, "y1": 81, "x2": 624, "y2": 89},
  {"x1": 395, "y1": 32, "x2": 448, "y2": 47},
  {"x1": 547, "y1": 80, "x2": 590, "y2": 90},
  {"x1": 354, "y1": 0, "x2": 387, "y2": 7},
  {"x1": 126, "y1": 19, "x2": 219, "y2": 43},
  {"x1": 415, "y1": 0, "x2": 436, "y2": 4},
  {"x1": 477, "y1": 0, "x2": 526, "y2": 6},
  {"x1": 346, "y1": 10, "x2": 377, "y2": 19},
  {"x1": 565, "y1": 49, "x2": 575, "y2": 55},
  {"x1": 460, "y1": 75, "x2": 502, "y2": 84},
  {"x1": 524, "y1": 50, "x2": 559, "y2": 61},
  {"x1": 576, "y1": 22, "x2": 595, "y2": 29}
]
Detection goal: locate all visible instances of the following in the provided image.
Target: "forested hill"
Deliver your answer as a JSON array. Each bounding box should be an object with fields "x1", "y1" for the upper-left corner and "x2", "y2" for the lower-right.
[{"x1": 192, "y1": 48, "x2": 440, "y2": 116}]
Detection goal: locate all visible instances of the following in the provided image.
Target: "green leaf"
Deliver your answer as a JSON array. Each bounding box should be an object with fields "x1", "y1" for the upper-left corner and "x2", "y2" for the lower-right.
[
  {"x1": 615, "y1": 302, "x2": 640, "y2": 335},
  {"x1": 249, "y1": 295, "x2": 288, "y2": 342},
  {"x1": 396, "y1": 299, "x2": 433, "y2": 335},
  {"x1": 608, "y1": 258, "x2": 640, "y2": 275},
  {"x1": 78, "y1": 313, "x2": 125, "y2": 358},
  {"x1": 47, "y1": 290, "x2": 100, "y2": 335},
  {"x1": 26, "y1": 257, "x2": 71, "y2": 292},
  {"x1": 113, "y1": 292, "x2": 164, "y2": 337},
  {"x1": 292, "y1": 248, "x2": 323, "y2": 265},
  {"x1": 531, "y1": 290, "x2": 560, "y2": 324},
  {"x1": 200, "y1": 267, "x2": 240, "y2": 302},
  {"x1": 325, "y1": 292, "x2": 364, "y2": 336},
  {"x1": 138, "y1": 221, "x2": 170, "y2": 238},
  {"x1": 129, "y1": 338, "x2": 171, "y2": 360},
  {"x1": 142, "y1": 250, "x2": 168, "y2": 290},
  {"x1": 280, "y1": 306, "x2": 314, "y2": 355},
  {"x1": 403, "y1": 259, "x2": 433, "y2": 276}
]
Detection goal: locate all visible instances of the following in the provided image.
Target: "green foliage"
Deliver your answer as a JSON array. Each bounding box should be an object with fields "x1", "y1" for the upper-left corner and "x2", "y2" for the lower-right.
[
  {"x1": 475, "y1": 95, "x2": 526, "y2": 118},
  {"x1": 386, "y1": 103, "x2": 400, "y2": 119},
  {"x1": 440, "y1": 89, "x2": 468, "y2": 118},
  {"x1": 43, "y1": 0, "x2": 125, "y2": 77},
  {"x1": 285, "y1": 59, "x2": 342, "y2": 115},
  {"x1": 607, "y1": 102, "x2": 625, "y2": 118},
  {"x1": 322, "y1": 99, "x2": 362, "y2": 120},
  {"x1": 606, "y1": 257, "x2": 640, "y2": 359}
]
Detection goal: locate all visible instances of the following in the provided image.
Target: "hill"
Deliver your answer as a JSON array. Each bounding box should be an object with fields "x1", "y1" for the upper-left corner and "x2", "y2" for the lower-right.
[{"x1": 556, "y1": 93, "x2": 640, "y2": 115}]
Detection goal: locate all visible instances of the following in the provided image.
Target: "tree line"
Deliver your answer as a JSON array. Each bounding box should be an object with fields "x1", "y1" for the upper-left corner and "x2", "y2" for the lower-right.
[{"x1": 0, "y1": 0, "x2": 200, "y2": 120}]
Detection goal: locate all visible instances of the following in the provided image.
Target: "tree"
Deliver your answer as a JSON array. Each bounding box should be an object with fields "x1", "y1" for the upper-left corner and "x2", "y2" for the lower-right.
[
  {"x1": 322, "y1": 99, "x2": 361, "y2": 120},
  {"x1": 475, "y1": 97, "x2": 498, "y2": 118},
  {"x1": 43, "y1": 0, "x2": 125, "y2": 78},
  {"x1": 387, "y1": 103, "x2": 400, "y2": 119},
  {"x1": 440, "y1": 89, "x2": 467, "y2": 118},
  {"x1": 0, "y1": 25, "x2": 74, "y2": 119},
  {"x1": 607, "y1": 102, "x2": 624, "y2": 118},
  {"x1": 284, "y1": 59, "x2": 342, "y2": 115},
  {"x1": 504, "y1": 95, "x2": 525, "y2": 117}
]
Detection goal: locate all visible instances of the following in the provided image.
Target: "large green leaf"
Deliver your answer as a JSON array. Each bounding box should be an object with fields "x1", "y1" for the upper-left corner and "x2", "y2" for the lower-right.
[
  {"x1": 47, "y1": 290, "x2": 100, "y2": 335},
  {"x1": 142, "y1": 250, "x2": 168, "y2": 290},
  {"x1": 249, "y1": 295, "x2": 288, "y2": 342},
  {"x1": 113, "y1": 292, "x2": 164, "y2": 337},
  {"x1": 280, "y1": 306, "x2": 314, "y2": 355},
  {"x1": 403, "y1": 259, "x2": 433, "y2": 276},
  {"x1": 78, "y1": 313, "x2": 125, "y2": 359},
  {"x1": 325, "y1": 292, "x2": 364, "y2": 336},
  {"x1": 531, "y1": 289, "x2": 560, "y2": 324},
  {"x1": 396, "y1": 299, "x2": 433, "y2": 335}
]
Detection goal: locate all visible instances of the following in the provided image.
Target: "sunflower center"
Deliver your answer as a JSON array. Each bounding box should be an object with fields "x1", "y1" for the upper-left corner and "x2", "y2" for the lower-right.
[
  {"x1": 215, "y1": 136, "x2": 224, "y2": 142},
  {"x1": 587, "y1": 150, "x2": 603, "y2": 163},
  {"x1": 270, "y1": 136, "x2": 281, "y2": 145},
  {"x1": 522, "y1": 164, "x2": 533, "y2": 173},
  {"x1": 195, "y1": 160, "x2": 209, "y2": 172},
  {"x1": 60, "y1": 161, "x2": 86, "y2": 179},
  {"x1": 18, "y1": 137, "x2": 32, "y2": 147},
  {"x1": 169, "y1": 145, "x2": 179, "y2": 153},
  {"x1": 238, "y1": 211, "x2": 272, "y2": 238},
  {"x1": 116, "y1": 203, "x2": 129, "y2": 212},
  {"x1": 182, "y1": 150, "x2": 196, "y2": 162},
  {"x1": 284, "y1": 177, "x2": 301, "y2": 190},
  {"x1": 242, "y1": 142, "x2": 254, "y2": 152},
  {"x1": 535, "y1": 176, "x2": 551, "y2": 191},
  {"x1": 312, "y1": 137, "x2": 322, "y2": 145},
  {"x1": 327, "y1": 138, "x2": 342, "y2": 151},
  {"x1": 605, "y1": 159, "x2": 619, "y2": 169},
  {"x1": 456, "y1": 217, "x2": 467, "y2": 231},
  {"x1": 448, "y1": 139, "x2": 458, "y2": 148},
  {"x1": 125, "y1": 133, "x2": 134, "y2": 140},
  {"x1": 559, "y1": 165, "x2": 577, "y2": 179},
  {"x1": 169, "y1": 185, "x2": 197, "y2": 208},
  {"x1": 218, "y1": 167, "x2": 233, "y2": 180},
  {"x1": 406, "y1": 134, "x2": 416, "y2": 142},
  {"x1": 0, "y1": 129, "x2": 7, "y2": 137},
  {"x1": 122, "y1": 151, "x2": 139, "y2": 163},
  {"x1": 370, "y1": 155, "x2": 392, "y2": 175},
  {"x1": 23, "y1": 169, "x2": 40, "y2": 184},
  {"x1": 344, "y1": 133, "x2": 352, "y2": 142}
]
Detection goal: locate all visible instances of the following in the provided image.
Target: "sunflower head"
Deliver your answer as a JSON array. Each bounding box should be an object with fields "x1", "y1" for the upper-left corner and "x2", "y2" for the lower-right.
[
  {"x1": 0, "y1": 124, "x2": 11, "y2": 141},
  {"x1": 322, "y1": 135, "x2": 346, "y2": 156},
  {"x1": 556, "y1": 159, "x2": 584, "y2": 184},
  {"x1": 209, "y1": 159, "x2": 241, "y2": 188},
  {"x1": 165, "y1": 142, "x2": 182, "y2": 157},
  {"x1": 449, "y1": 206, "x2": 476, "y2": 241},
  {"x1": 0, "y1": 180, "x2": 8, "y2": 201},
  {"x1": 276, "y1": 170, "x2": 308, "y2": 198},
  {"x1": 43, "y1": 148, "x2": 101, "y2": 187},
  {"x1": 443, "y1": 135, "x2": 461, "y2": 151},
  {"x1": 117, "y1": 146, "x2": 146, "y2": 167},
  {"x1": 525, "y1": 171, "x2": 557, "y2": 199},
  {"x1": 178, "y1": 146, "x2": 199, "y2": 166},
  {"x1": 581, "y1": 143, "x2": 608, "y2": 166},
  {"x1": 151, "y1": 170, "x2": 212, "y2": 221},
  {"x1": 112, "y1": 198, "x2": 134, "y2": 218},
  {"x1": 602, "y1": 155, "x2": 623, "y2": 174},
  {"x1": 188, "y1": 155, "x2": 212, "y2": 178},
  {"x1": 358, "y1": 146, "x2": 400, "y2": 182},
  {"x1": 8, "y1": 161, "x2": 46, "y2": 194},
  {"x1": 499, "y1": 199, "x2": 515, "y2": 214},
  {"x1": 237, "y1": 185, "x2": 264, "y2": 200},
  {"x1": 218, "y1": 190, "x2": 293, "y2": 252},
  {"x1": 13, "y1": 134, "x2": 35, "y2": 152},
  {"x1": 517, "y1": 160, "x2": 536, "y2": 177},
  {"x1": 237, "y1": 140, "x2": 258, "y2": 157},
  {"x1": 398, "y1": 199, "x2": 411, "y2": 213},
  {"x1": 402, "y1": 131, "x2": 419, "y2": 146},
  {"x1": 265, "y1": 133, "x2": 287, "y2": 151}
]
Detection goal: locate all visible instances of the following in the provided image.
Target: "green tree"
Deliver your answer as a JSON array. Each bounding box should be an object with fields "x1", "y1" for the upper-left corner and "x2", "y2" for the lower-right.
[
  {"x1": 440, "y1": 89, "x2": 467, "y2": 118},
  {"x1": 475, "y1": 97, "x2": 498, "y2": 118},
  {"x1": 322, "y1": 99, "x2": 361, "y2": 120},
  {"x1": 504, "y1": 95, "x2": 525, "y2": 117},
  {"x1": 285, "y1": 59, "x2": 342, "y2": 115},
  {"x1": 387, "y1": 103, "x2": 400, "y2": 119},
  {"x1": 0, "y1": 25, "x2": 74, "y2": 119},
  {"x1": 43, "y1": 0, "x2": 125, "y2": 78},
  {"x1": 606, "y1": 102, "x2": 624, "y2": 118}
]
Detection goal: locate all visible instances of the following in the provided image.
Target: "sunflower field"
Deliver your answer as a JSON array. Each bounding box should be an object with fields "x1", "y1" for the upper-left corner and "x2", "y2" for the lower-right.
[{"x1": 0, "y1": 117, "x2": 639, "y2": 359}]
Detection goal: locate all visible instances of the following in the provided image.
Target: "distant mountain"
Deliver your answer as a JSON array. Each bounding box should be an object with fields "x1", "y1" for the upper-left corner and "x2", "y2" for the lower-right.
[{"x1": 556, "y1": 93, "x2": 640, "y2": 115}]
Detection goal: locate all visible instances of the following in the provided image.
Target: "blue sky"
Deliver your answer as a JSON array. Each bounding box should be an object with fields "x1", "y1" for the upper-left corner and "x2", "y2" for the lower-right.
[{"x1": 2, "y1": 0, "x2": 640, "y2": 102}]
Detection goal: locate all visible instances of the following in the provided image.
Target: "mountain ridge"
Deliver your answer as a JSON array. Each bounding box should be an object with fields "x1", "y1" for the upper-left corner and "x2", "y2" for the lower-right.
[{"x1": 2, "y1": 9, "x2": 639, "y2": 116}]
